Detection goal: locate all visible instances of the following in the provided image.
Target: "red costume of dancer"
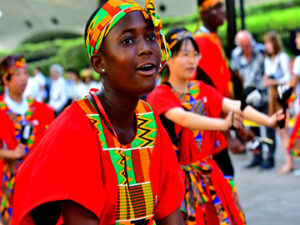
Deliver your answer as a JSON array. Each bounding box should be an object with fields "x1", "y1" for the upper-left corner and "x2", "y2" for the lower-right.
[
  {"x1": 12, "y1": 98, "x2": 185, "y2": 225},
  {"x1": 147, "y1": 81, "x2": 245, "y2": 225},
  {"x1": 0, "y1": 95, "x2": 54, "y2": 223}
]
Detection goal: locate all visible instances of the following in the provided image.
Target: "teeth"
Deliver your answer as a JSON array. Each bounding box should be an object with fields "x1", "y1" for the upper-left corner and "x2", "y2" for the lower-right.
[{"x1": 140, "y1": 64, "x2": 153, "y2": 71}]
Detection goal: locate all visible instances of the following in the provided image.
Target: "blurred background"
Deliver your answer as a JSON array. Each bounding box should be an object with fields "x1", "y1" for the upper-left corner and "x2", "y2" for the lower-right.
[{"x1": 1, "y1": 0, "x2": 300, "y2": 77}]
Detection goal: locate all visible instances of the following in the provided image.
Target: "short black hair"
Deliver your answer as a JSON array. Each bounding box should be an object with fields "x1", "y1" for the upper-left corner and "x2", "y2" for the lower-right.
[
  {"x1": 84, "y1": 0, "x2": 108, "y2": 46},
  {"x1": 0, "y1": 54, "x2": 25, "y2": 83},
  {"x1": 66, "y1": 68, "x2": 80, "y2": 78},
  {"x1": 165, "y1": 27, "x2": 199, "y2": 56}
]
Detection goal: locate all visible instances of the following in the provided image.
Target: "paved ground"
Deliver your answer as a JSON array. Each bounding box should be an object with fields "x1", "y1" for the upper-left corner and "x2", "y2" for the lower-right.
[{"x1": 231, "y1": 133, "x2": 300, "y2": 225}]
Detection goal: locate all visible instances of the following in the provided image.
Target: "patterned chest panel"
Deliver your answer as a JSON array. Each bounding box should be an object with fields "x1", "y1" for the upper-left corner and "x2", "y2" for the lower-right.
[
  {"x1": 0, "y1": 98, "x2": 36, "y2": 152},
  {"x1": 174, "y1": 81, "x2": 207, "y2": 149},
  {"x1": 78, "y1": 98, "x2": 157, "y2": 225}
]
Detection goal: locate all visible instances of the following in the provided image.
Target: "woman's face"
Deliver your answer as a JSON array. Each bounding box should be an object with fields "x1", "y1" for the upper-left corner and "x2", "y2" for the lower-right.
[
  {"x1": 295, "y1": 32, "x2": 300, "y2": 50},
  {"x1": 168, "y1": 39, "x2": 200, "y2": 81},
  {"x1": 265, "y1": 40, "x2": 274, "y2": 55},
  {"x1": 96, "y1": 11, "x2": 161, "y2": 97},
  {"x1": 6, "y1": 68, "x2": 29, "y2": 96}
]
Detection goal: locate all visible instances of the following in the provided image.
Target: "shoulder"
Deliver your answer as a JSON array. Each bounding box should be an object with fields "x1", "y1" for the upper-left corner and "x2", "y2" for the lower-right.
[
  {"x1": 278, "y1": 51, "x2": 289, "y2": 60},
  {"x1": 294, "y1": 55, "x2": 300, "y2": 64},
  {"x1": 253, "y1": 43, "x2": 265, "y2": 55},
  {"x1": 231, "y1": 46, "x2": 242, "y2": 58}
]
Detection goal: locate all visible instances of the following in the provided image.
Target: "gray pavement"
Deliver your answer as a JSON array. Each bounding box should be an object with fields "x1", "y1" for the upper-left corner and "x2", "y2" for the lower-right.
[{"x1": 231, "y1": 134, "x2": 300, "y2": 225}]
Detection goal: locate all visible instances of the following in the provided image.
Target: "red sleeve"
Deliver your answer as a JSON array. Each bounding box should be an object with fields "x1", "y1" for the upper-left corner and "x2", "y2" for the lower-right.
[
  {"x1": 12, "y1": 103, "x2": 117, "y2": 225},
  {"x1": 31, "y1": 101, "x2": 55, "y2": 147},
  {"x1": 198, "y1": 81, "x2": 224, "y2": 118},
  {"x1": 150, "y1": 112, "x2": 185, "y2": 219},
  {"x1": 147, "y1": 85, "x2": 181, "y2": 115}
]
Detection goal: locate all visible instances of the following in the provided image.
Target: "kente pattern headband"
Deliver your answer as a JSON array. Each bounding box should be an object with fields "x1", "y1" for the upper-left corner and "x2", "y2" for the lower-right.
[
  {"x1": 0, "y1": 57, "x2": 27, "y2": 82},
  {"x1": 168, "y1": 30, "x2": 193, "y2": 50},
  {"x1": 85, "y1": 0, "x2": 170, "y2": 68},
  {"x1": 198, "y1": 0, "x2": 222, "y2": 13}
]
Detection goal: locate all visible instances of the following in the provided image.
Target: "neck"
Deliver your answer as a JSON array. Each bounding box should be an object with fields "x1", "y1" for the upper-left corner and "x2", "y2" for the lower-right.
[
  {"x1": 9, "y1": 91, "x2": 23, "y2": 103},
  {"x1": 168, "y1": 74, "x2": 189, "y2": 93},
  {"x1": 97, "y1": 89, "x2": 139, "y2": 130},
  {"x1": 203, "y1": 21, "x2": 217, "y2": 33}
]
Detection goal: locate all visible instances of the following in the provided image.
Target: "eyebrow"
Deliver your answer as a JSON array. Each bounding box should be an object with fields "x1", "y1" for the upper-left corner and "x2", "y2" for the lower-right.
[{"x1": 119, "y1": 24, "x2": 154, "y2": 35}]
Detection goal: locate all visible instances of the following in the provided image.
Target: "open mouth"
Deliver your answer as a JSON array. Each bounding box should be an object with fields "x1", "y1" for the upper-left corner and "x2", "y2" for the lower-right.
[{"x1": 138, "y1": 64, "x2": 155, "y2": 71}]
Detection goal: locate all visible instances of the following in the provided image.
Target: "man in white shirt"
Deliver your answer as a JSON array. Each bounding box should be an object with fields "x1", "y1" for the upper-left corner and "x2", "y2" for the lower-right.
[
  {"x1": 48, "y1": 64, "x2": 70, "y2": 117},
  {"x1": 24, "y1": 67, "x2": 47, "y2": 102}
]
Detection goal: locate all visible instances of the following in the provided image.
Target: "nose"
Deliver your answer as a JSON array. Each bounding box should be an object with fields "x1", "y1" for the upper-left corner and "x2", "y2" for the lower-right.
[{"x1": 137, "y1": 36, "x2": 152, "y2": 56}]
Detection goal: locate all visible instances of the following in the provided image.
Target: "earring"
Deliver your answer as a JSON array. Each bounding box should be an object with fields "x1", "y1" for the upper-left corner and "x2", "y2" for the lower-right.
[{"x1": 101, "y1": 68, "x2": 105, "y2": 73}]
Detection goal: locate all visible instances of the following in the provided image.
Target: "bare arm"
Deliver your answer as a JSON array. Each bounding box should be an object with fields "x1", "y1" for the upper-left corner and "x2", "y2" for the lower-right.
[
  {"x1": 222, "y1": 98, "x2": 284, "y2": 128},
  {"x1": 61, "y1": 200, "x2": 99, "y2": 225},
  {"x1": 164, "y1": 107, "x2": 242, "y2": 131},
  {"x1": 156, "y1": 208, "x2": 184, "y2": 225},
  {"x1": 0, "y1": 144, "x2": 26, "y2": 160}
]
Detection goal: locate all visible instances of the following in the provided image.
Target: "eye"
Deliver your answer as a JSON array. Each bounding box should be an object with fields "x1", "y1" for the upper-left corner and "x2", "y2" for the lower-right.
[
  {"x1": 147, "y1": 33, "x2": 156, "y2": 41},
  {"x1": 121, "y1": 37, "x2": 134, "y2": 45}
]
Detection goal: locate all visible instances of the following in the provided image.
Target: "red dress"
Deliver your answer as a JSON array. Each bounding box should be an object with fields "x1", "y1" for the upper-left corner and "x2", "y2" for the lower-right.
[
  {"x1": 12, "y1": 97, "x2": 185, "y2": 225},
  {"x1": 147, "y1": 81, "x2": 245, "y2": 225},
  {"x1": 194, "y1": 32, "x2": 232, "y2": 153},
  {"x1": 0, "y1": 96, "x2": 54, "y2": 224}
]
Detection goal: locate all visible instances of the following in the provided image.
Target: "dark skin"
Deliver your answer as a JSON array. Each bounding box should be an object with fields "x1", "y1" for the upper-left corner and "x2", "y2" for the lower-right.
[
  {"x1": 201, "y1": 2, "x2": 226, "y2": 33},
  {"x1": 32, "y1": 11, "x2": 184, "y2": 225}
]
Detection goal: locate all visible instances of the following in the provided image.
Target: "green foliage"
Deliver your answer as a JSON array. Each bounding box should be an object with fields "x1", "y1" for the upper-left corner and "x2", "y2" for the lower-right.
[
  {"x1": 56, "y1": 38, "x2": 90, "y2": 72},
  {"x1": 1, "y1": 0, "x2": 300, "y2": 74},
  {"x1": 21, "y1": 31, "x2": 81, "y2": 44}
]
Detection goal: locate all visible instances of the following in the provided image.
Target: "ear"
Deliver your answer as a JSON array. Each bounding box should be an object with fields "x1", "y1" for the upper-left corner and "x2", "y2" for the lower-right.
[{"x1": 90, "y1": 53, "x2": 106, "y2": 76}]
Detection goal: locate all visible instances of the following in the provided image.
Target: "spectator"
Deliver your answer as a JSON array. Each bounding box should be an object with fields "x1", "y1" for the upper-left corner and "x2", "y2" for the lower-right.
[
  {"x1": 81, "y1": 68, "x2": 103, "y2": 94},
  {"x1": 66, "y1": 68, "x2": 87, "y2": 101},
  {"x1": 231, "y1": 30, "x2": 277, "y2": 169},
  {"x1": 48, "y1": 64, "x2": 70, "y2": 117},
  {"x1": 24, "y1": 67, "x2": 47, "y2": 102},
  {"x1": 263, "y1": 31, "x2": 292, "y2": 171}
]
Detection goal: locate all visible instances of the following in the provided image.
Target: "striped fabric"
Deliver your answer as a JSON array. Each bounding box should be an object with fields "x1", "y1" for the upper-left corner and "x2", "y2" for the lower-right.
[
  {"x1": 85, "y1": 0, "x2": 170, "y2": 68},
  {"x1": 77, "y1": 96, "x2": 157, "y2": 224},
  {"x1": 198, "y1": 0, "x2": 223, "y2": 13},
  {"x1": 0, "y1": 98, "x2": 35, "y2": 224}
]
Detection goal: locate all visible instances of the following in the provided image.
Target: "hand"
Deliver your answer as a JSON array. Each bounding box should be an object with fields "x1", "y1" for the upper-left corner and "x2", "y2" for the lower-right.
[
  {"x1": 11, "y1": 144, "x2": 26, "y2": 159},
  {"x1": 268, "y1": 109, "x2": 287, "y2": 128},
  {"x1": 227, "y1": 136, "x2": 246, "y2": 154},
  {"x1": 236, "y1": 127, "x2": 256, "y2": 142},
  {"x1": 224, "y1": 110, "x2": 243, "y2": 130},
  {"x1": 264, "y1": 76, "x2": 278, "y2": 87}
]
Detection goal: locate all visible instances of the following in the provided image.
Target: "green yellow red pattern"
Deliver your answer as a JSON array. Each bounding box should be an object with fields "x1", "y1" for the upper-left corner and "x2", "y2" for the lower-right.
[
  {"x1": 0, "y1": 97, "x2": 35, "y2": 224},
  {"x1": 289, "y1": 113, "x2": 300, "y2": 157},
  {"x1": 85, "y1": 0, "x2": 170, "y2": 68},
  {"x1": 77, "y1": 97, "x2": 157, "y2": 224}
]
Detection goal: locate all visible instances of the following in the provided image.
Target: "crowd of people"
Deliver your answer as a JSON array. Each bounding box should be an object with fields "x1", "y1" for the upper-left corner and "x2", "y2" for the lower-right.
[
  {"x1": 0, "y1": 0, "x2": 299, "y2": 224},
  {"x1": 24, "y1": 64, "x2": 103, "y2": 117}
]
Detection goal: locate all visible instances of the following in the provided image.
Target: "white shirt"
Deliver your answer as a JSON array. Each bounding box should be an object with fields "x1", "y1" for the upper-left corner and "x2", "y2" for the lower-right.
[
  {"x1": 24, "y1": 72, "x2": 47, "y2": 102},
  {"x1": 264, "y1": 52, "x2": 291, "y2": 84},
  {"x1": 49, "y1": 76, "x2": 70, "y2": 112},
  {"x1": 4, "y1": 93, "x2": 28, "y2": 116},
  {"x1": 293, "y1": 55, "x2": 300, "y2": 103}
]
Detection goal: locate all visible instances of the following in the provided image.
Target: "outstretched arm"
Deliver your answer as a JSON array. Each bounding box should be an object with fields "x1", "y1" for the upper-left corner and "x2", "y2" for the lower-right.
[
  {"x1": 156, "y1": 208, "x2": 184, "y2": 225},
  {"x1": 222, "y1": 98, "x2": 285, "y2": 127},
  {"x1": 164, "y1": 107, "x2": 242, "y2": 131}
]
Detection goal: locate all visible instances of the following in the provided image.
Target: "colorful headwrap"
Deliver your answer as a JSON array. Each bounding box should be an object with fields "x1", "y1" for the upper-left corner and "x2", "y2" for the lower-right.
[
  {"x1": 157, "y1": 29, "x2": 193, "y2": 85},
  {"x1": 198, "y1": 0, "x2": 223, "y2": 13},
  {"x1": 0, "y1": 56, "x2": 27, "y2": 85},
  {"x1": 85, "y1": 0, "x2": 170, "y2": 68},
  {"x1": 168, "y1": 30, "x2": 193, "y2": 50}
]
